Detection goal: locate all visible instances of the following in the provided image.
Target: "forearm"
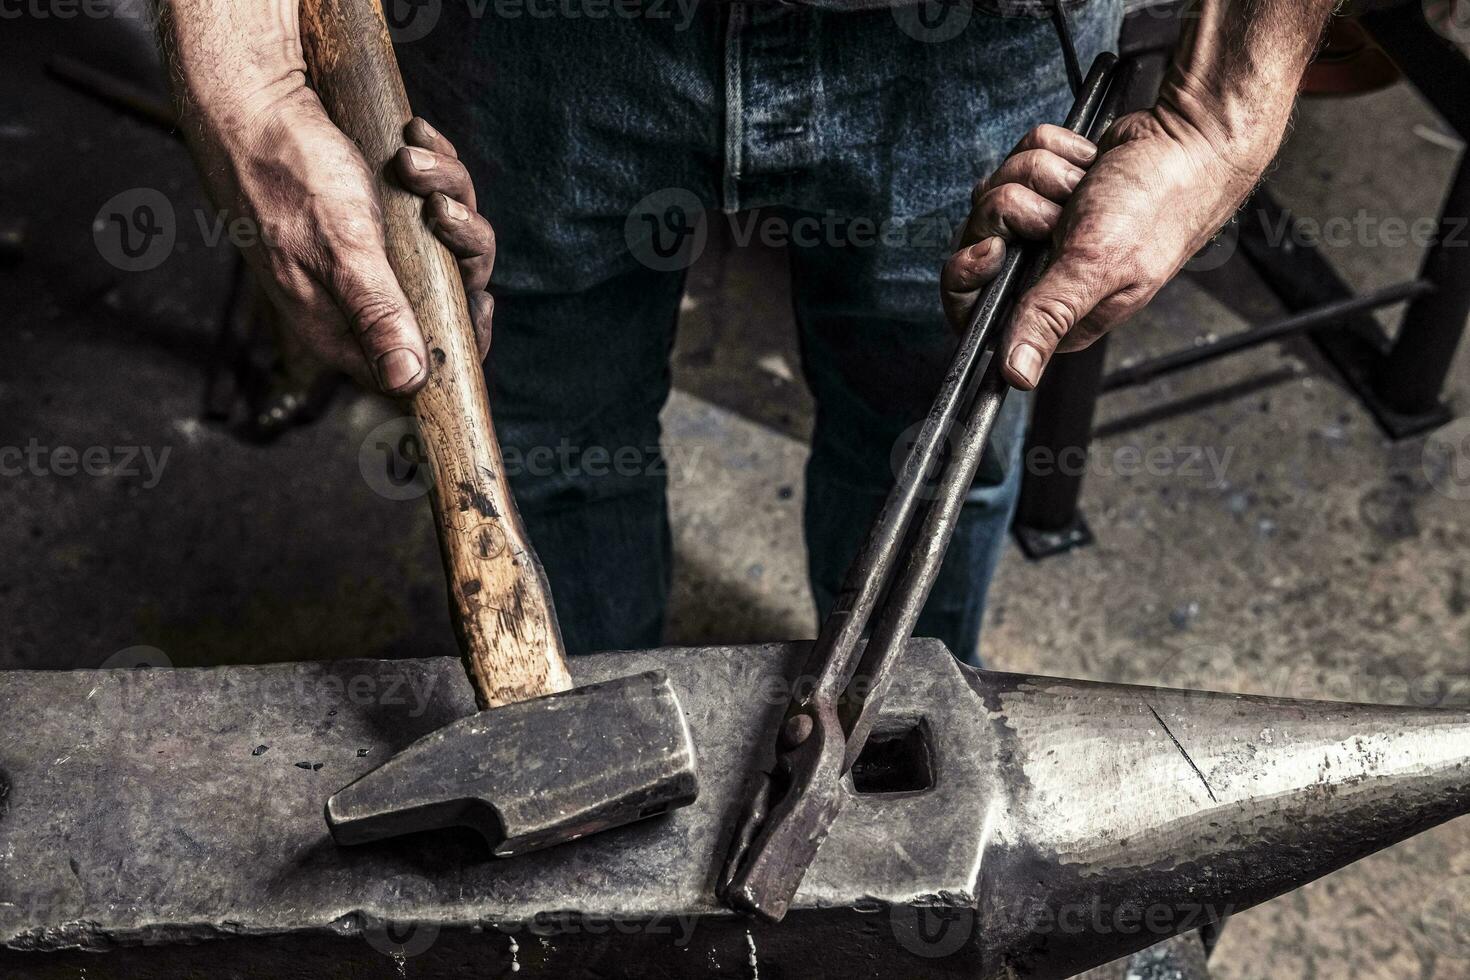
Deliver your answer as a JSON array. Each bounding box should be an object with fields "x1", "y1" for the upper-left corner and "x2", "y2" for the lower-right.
[
  {"x1": 1160, "y1": 0, "x2": 1338, "y2": 172},
  {"x1": 154, "y1": 0, "x2": 306, "y2": 144}
]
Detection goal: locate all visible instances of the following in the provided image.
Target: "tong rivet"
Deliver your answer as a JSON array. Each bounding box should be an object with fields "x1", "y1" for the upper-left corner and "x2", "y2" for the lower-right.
[{"x1": 780, "y1": 713, "x2": 814, "y2": 749}]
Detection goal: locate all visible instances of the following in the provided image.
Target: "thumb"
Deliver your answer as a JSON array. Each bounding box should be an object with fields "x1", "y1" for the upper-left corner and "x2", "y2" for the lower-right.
[
  {"x1": 1001, "y1": 254, "x2": 1110, "y2": 390},
  {"x1": 329, "y1": 250, "x2": 429, "y2": 396}
]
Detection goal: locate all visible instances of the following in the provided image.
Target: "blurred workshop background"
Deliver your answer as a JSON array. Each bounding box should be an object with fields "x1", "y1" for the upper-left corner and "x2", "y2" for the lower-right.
[{"x1": 3, "y1": 1, "x2": 1470, "y2": 977}]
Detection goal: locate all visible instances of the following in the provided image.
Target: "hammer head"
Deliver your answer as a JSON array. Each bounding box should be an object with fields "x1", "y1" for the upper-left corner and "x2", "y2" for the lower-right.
[{"x1": 325, "y1": 670, "x2": 698, "y2": 855}]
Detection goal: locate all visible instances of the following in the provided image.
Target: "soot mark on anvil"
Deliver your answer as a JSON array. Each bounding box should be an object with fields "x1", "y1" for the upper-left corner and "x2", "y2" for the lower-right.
[
  {"x1": 1148, "y1": 703, "x2": 1218, "y2": 804},
  {"x1": 457, "y1": 481, "x2": 498, "y2": 519}
]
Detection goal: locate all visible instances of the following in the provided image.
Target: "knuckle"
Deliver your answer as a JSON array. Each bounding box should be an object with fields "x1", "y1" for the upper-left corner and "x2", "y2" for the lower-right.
[
  {"x1": 340, "y1": 286, "x2": 409, "y2": 343},
  {"x1": 1023, "y1": 294, "x2": 1080, "y2": 344},
  {"x1": 1017, "y1": 125, "x2": 1049, "y2": 152},
  {"x1": 992, "y1": 183, "x2": 1028, "y2": 214},
  {"x1": 1016, "y1": 150, "x2": 1049, "y2": 186},
  {"x1": 437, "y1": 158, "x2": 471, "y2": 192}
]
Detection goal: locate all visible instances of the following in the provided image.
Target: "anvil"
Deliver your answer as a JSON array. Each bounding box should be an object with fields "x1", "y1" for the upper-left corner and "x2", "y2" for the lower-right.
[{"x1": 2, "y1": 639, "x2": 1468, "y2": 979}]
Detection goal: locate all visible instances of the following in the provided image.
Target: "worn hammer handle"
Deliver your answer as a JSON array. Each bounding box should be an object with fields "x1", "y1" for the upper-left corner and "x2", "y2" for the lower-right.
[{"x1": 300, "y1": 0, "x2": 573, "y2": 707}]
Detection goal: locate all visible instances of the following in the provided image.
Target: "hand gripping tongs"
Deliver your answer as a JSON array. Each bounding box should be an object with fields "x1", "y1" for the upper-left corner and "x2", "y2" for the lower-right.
[{"x1": 721, "y1": 51, "x2": 1130, "y2": 922}]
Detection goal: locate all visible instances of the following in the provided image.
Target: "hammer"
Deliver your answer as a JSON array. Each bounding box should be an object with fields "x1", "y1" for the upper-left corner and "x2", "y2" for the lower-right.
[{"x1": 300, "y1": 0, "x2": 698, "y2": 855}]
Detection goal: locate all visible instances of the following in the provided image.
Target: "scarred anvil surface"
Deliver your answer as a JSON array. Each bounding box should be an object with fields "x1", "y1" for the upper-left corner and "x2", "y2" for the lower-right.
[{"x1": 2, "y1": 639, "x2": 1468, "y2": 979}]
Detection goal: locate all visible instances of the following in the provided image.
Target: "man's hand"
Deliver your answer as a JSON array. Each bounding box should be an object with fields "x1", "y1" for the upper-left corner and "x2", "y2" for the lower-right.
[
  {"x1": 941, "y1": 124, "x2": 1098, "y2": 344},
  {"x1": 157, "y1": 0, "x2": 494, "y2": 396},
  {"x1": 200, "y1": 93, "x2": 494, "y2": 396},
  {"x1": 943, "y1": 0, "x2": 1338, "y2": 391},
  {"x1": 991, "y1": 105, "x2": 1264, "y2": 390}
]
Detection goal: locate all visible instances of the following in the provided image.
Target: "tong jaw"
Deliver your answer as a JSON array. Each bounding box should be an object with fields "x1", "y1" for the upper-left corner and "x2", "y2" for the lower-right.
[{"x1": 721, "y1": 700, "x2": 848, "y2": 922}]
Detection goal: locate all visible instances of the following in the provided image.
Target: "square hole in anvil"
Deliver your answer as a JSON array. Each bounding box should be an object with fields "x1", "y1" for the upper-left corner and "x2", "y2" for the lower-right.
[{"x1": 849, "y1": 718, "x2": 934, "y2": 795}]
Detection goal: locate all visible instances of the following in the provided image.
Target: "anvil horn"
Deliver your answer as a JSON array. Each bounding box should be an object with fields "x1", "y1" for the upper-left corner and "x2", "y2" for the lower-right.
[{"x1": 972, "y1": 670, "x2": 1470, "y2": 978}]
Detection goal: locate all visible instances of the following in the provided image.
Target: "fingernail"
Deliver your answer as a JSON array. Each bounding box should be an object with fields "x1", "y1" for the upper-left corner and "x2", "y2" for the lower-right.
[
  {"x1": 1064, "y1": 166, "x2": 1085, "y2": 190},
  {"x1": 406, "y1": 146, "x2": 435, "y2": 171},
  {"x1": 375, "y1": 348, "x2": 423, "y2": 392},
  {"x1": 441, "y1": 195, "x2": 469, "y2": 221},
  {"x1": 1008, "y1": 343, "x2": 1043, "y2": 388},
  {"x1": 417, "y1": 118, "x2": 441, "y2": 141},
  {"x1": 1075, "y1": 138, "x2": 1098, "y2": 162},
  {"x1": 966, "y1": 238, "x2": 999, "y2": 268}
]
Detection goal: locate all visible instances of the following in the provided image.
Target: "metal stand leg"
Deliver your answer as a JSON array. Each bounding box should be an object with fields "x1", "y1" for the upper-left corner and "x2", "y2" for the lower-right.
[
  {"x1": 1012, "y1": 336, "x2": 1108, "y2": 559},
  {"x1": 1237, "y1": 189, "x2": 1454, "y2": 439},
  {"x1": 1373, "y1": 150, "x2": 1470, "y2": 418}
]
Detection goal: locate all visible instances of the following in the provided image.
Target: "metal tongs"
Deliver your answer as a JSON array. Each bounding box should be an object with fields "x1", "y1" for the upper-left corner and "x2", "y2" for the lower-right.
[{"x1": 721, "y1": 51, "x2": 1129, "y2": 922}]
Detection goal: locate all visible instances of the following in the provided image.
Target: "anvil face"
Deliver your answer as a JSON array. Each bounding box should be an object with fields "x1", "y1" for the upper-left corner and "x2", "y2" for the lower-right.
[{"x1": 2, "y1": 640, "x2": 1468, "y2": 979}]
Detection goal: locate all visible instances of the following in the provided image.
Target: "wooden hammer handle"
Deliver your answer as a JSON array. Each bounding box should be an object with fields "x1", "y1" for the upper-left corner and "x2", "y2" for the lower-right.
[{"x1": 300, "y1": 0, "x2": 573, "y2": 707}]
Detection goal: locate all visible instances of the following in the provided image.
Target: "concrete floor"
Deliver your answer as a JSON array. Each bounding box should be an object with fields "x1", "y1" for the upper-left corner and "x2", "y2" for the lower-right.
[{"x1": 4, "y1": 12, "x2": 1470, "y2": 980}]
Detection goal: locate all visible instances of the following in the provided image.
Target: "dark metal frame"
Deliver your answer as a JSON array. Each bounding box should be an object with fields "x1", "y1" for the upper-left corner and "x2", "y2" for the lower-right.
[{"x1": 1013, "y1": 1, "x2": 1470, "y2": 558}]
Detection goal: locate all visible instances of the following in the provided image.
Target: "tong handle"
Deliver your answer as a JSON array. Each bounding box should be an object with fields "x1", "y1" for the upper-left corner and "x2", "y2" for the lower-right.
[{"x1": 721, "y1": 52, "x2": 1124, "y2": 924}]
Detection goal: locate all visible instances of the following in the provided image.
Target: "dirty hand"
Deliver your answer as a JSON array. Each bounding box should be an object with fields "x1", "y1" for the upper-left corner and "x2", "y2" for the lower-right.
[
  {"x1": 1016, "y1": 106, "x2": 1271, "y2": 391},
  {"x1": 193, "y1": 90, "x2": 494, "y2": 395},
  {"x1": 940, "y1": 123, "x2": 1098, "y2": 346},
  {"x1": 943, "y1": 108, "x2": 1269, "y2": 391}
]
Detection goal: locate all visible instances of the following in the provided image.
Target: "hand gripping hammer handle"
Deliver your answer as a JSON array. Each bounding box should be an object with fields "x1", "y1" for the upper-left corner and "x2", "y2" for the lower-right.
[{"x1": 299, "y1": 0, "x2": 573, "y2": 708}]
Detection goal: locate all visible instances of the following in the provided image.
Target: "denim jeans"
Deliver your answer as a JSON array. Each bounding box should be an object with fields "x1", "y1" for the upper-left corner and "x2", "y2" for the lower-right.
[{"x1": 399, "y1": 0, "x2": 1121, "y2": 665}]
